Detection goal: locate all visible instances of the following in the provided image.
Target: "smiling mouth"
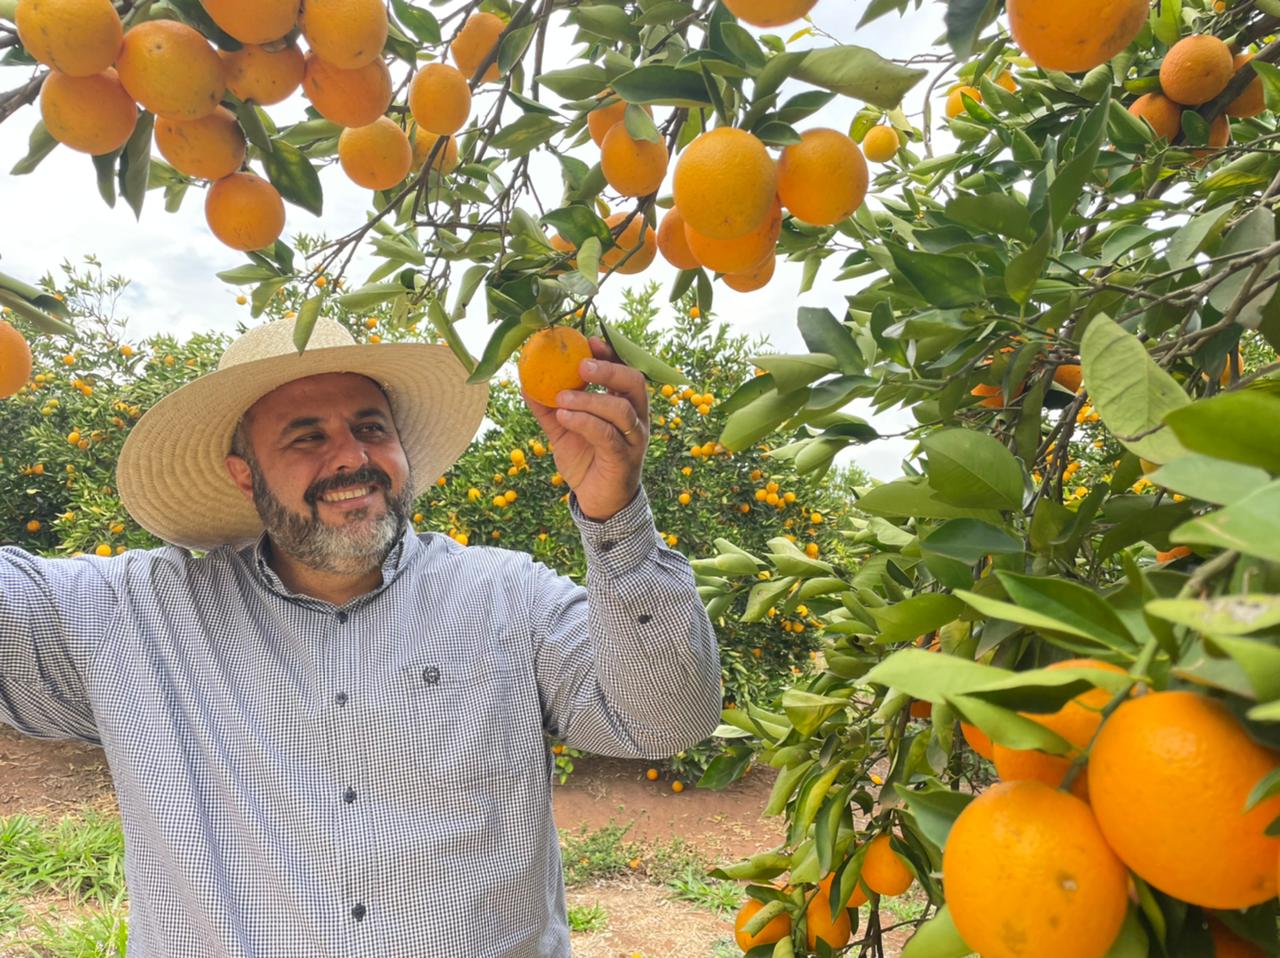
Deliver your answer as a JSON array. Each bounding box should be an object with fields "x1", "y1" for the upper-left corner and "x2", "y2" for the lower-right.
[{"x1": 319, "y1": 484, "x2": 379, "y2": 505}]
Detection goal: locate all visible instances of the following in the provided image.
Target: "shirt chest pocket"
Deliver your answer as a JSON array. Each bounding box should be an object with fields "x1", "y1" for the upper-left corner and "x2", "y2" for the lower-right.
[{"x1": 392, "y1": 653, "x2": 518, "y2": 788}]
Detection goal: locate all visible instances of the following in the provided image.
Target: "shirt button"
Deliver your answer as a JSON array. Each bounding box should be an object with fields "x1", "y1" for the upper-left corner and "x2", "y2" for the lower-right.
[
  {"x1": 343, "y1": 787, "x2": 356, "y2": 804},
  {"x1": 351, "y1": 903, "x2": 366, "y2": 921},
  {"x1": 336, "y1": 611, "x2": 349, "y2": 624},
  {"x1": 600, "y1": 540, "x2": 615, "y2": 552},
  {"x1": 335, "y1": 692, "x2": 348, "y2": 706},
  {"x1": 638, "y1": 614, "x2": 652, "y2": 624}
]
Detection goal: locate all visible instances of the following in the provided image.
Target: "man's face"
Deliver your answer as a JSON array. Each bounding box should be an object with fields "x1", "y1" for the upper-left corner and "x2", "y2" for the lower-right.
[{"x1": 224, "y1": 373, "x2": 415, "y2": 575}]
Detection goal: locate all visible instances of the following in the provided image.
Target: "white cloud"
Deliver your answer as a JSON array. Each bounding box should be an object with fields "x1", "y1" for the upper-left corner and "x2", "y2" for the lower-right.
[{"x1": 0, "y1": 0, "x2": 948, "y2": 477}]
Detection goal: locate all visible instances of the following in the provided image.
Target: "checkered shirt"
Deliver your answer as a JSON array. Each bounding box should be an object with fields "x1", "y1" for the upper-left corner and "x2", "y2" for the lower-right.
[{"x1": 0, "y1": 486, "x2": 722, "y2": 956}]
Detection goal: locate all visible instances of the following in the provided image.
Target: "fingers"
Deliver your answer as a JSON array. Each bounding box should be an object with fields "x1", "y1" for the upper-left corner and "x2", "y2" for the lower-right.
[
  {"x1": 574, "y1": 339, "x2": 649, "y2": 418},
  {"x1": 556, "y1": 389, "x2": 643, "y2": 443}
]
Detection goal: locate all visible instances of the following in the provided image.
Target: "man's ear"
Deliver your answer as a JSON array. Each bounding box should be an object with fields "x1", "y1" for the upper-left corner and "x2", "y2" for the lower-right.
[{"x1": 225, "y1": 455, "x2": 255, "y2": 502}]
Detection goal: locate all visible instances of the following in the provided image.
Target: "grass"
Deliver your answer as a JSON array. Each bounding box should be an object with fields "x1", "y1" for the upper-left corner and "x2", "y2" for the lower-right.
[{"x1": 565, "y1": 901, "x2": 609, "y2": 932}]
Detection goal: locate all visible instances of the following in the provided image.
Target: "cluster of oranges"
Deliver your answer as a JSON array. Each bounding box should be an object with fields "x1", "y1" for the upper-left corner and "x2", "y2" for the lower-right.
[
  {"x1": 734, "y1": 833, "x2": 917, "y2": 953},
  {"x1": 17, "y1": 0, "x2": 501, "y2": 253},
  {"x1": 943, "y1": 665, "x2": 1279, "y2": 958}
]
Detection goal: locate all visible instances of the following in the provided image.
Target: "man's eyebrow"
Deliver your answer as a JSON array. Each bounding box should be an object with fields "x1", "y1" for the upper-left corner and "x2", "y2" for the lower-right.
[{"x1": 278, "y1": 408, "x2": 390, "y2": 437}]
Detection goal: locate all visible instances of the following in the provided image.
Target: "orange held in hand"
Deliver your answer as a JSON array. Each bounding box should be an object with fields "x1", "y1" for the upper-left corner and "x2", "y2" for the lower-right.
[
  {"x1": 0, "y1": 320, "x2": 34, "y2": 400},
  {"x1": 1088, "y1": 690, "x2": 1280, "y2": 909},
  {"x1": 16, "y1": 0, "x2": 123, "y2": 77},
  {"x1": 517, "y1": 326, "x2": 593, "y2": 409},
  {"x1": 1005, "y1": 0, "x2": 1148, "y2": 73},
  {"x1": 777, "y1": 128, "x2": 868, "y2": 226},
  {"x1": 943, "y1": 780, "x2": 1129, "y2": 958},
  {"x1": 673, "y1": 127, "x2": 776, "y2": 240}
]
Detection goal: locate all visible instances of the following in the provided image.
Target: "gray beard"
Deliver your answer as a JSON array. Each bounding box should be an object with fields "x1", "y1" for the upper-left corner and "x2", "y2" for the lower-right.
[{"x1": 248, "y1": 461, "x2": 416, "y2": 576}]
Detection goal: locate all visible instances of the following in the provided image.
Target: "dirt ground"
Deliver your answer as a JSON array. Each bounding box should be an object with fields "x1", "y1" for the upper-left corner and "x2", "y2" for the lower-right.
[{"x1": 0, "y1": 725, "x2": 797, "y2": 956}]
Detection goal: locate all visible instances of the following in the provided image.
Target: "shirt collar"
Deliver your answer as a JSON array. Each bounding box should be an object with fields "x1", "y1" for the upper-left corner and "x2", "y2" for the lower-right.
[{"x1": 249, "y1": 521, "x2": 418, "y2": 604}]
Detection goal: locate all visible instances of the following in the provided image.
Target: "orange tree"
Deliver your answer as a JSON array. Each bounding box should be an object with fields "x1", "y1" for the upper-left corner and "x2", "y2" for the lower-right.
[{"x1": 5, "y1": 0, "x2": 1280, "y2": 955}]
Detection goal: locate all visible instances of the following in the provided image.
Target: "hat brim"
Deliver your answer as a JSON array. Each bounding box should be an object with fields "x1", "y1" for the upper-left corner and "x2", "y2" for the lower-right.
[{"x1": 117, "y1": 342, "x2": 488, "y2": 551}]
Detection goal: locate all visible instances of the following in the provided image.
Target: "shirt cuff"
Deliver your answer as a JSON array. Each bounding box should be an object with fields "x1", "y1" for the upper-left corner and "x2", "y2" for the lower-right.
[{"x1": 569, "y1": 486, "x2": 660, "y2": 575}]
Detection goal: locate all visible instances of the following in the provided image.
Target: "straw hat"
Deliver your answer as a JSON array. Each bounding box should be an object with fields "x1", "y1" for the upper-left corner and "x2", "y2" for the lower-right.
[{"x1": 117, "y1": 316, "x2": 488, "y2": 551}]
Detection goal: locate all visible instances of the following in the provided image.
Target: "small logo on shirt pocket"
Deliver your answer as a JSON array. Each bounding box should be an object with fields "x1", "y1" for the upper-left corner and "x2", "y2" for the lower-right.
[{"x1": 421, "y1": 665, "x2": 440, "y2": 686}]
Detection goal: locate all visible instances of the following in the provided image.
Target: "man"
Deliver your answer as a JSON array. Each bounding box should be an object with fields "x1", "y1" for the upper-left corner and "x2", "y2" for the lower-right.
[{"x1": 0, "y1": 315, "x2": 722, "y2": 957}]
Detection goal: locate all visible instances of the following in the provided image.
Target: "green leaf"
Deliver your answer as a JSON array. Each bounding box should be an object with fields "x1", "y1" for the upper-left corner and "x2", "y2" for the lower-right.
[
  {"x1": 869, "y1": 594, "x2": 965, "y2": 643},
  {"x1": 292, "y1": 295, "x2": 322, "y2": 353},
  {"x1": 622, "y1": 103, "x2": 661, "y2": 143},
  {"x1": 1146, "y1": 596, "x2": 1280, "y2": 636},
  {"x1": 236, "y1": 101, "x2": 273, "y2": 154},
  {"x1": 749, "y1": 353, "x2": 838, "y2": 393},
  {"x1": 719, "y1": 387, "x2": 810, "y2": 452},
  {"x1": 10, "y1": 120, "x2": 59, "y2": 175},
  {"x1": 1048, "y1": 98, "x2": 1109, "y2": 226},
  {"x1": 1164, "y1": 391, "x2": 1280, "y2": 476},
  {"x1": 856, "y1": 479, "x2": 1002, "y2": 521},
  {"x1": 390, "y1": 0, "x2": 440, "y2": 43},
  {"x1": 489, "y1": 114, "x2": 563, "y2": 157},
  {"x1": 262, "y1": 139, "x2": 323, "y2": 216},
  {"x1": 1102, "y1": 912, "x2": 1151, "y2": 958},
  {"x1": 92, "y1": 151, "x2": 118, "y2": 207},
  {"x1": 537, "y1": 64, "x2": 610, "y2": 99},
  {"x1": 599, "y1": 320, "x2": 683, "y2": 386},
  {"x1": 336, "y1": 282, "x2": 405, "y2": 310},
  {"x1": 118, "y1": 113, "x2": 153, "y2": 220},
  {"x1": 945, "y1": 192, "x2": 1033, "y2": 242},
  {"x1": 781, "y1": 689, "x2": 849, "y2": 738},
  {"x1": 954, "y1": 589, "x2": 1128, "y2": 652},
  {"x1": 427, "y1": 298, "x2": 475, "y2": 375},
  {"x1": 1005, "y1": 228, "x2": 1052, "y2": 305},
  {"x1": 923, "y1": 519, "x2": 1022, "y2": 564},
  {"x1": 791, "y1": 45, "x2": 926, "y2": 110},
  {"x1": 922, "y1": 429, "x2": 1024, "y2": 510},
  {"x1": 1245, "y1": 766, "x2": 1280, "y2": 813},
  {"x1": 609, "y1": 65, "x2": 713, "y2": 107},
  {"x1": 943, "y1": 0, "x2": 996, "y2": 59},
  {"x1": 886, "y1": 244, "x2": 985, "y2": 307},
  {"x1": 1171, "y1": 480, "x2": 1280, "y2": 562},
  {"x1": 1080, "y1": 314, "x2": 1189, "y2": 464},
  {"x1": 467, "y1": 316, "x2": 531, "y2": 385},
  {"x1": 0, "y1": 288, "x2": 75, "y2": 336},
  {"x1": 996, "y1": 572, "x2": 1137, "y2": 651},
  {"x1": 570, "y1": 3, "x2": 640, "y2": 42},
  {"x1": 1151, "y1": 0, "x2": 1182, "y2": 44},
  {"x1": 947, "y1": 694, "x2": 1075, "y2": 754},
  {"x1": 1147, "y1": 455, "x2": 1271, "y2": 505},
  {"x1": 1203, "y1": 635, "x2": 1280, "y2": 701},
  {"x1": 796, "y1": 306, "x2": 863, "y2": 373}
]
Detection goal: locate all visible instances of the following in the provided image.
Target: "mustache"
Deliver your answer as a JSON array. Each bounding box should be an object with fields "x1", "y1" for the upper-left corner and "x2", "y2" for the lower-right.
[{"x1": 304, "y1": 466, "x2": 393, "y2": 506}]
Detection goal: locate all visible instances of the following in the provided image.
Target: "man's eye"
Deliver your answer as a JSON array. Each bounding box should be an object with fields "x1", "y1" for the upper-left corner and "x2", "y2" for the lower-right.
[
  {"x1": 296, "y1": 434, "x2": 321, "y2": 443},
  {"x1": 359, "y1": 423, "x2": 385, "y2": 433}
]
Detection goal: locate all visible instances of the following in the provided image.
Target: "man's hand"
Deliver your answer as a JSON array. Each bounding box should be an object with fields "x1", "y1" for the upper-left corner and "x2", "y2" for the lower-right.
[{"x1": 523, "y1": 335, "x2": 648, "y2": 522}]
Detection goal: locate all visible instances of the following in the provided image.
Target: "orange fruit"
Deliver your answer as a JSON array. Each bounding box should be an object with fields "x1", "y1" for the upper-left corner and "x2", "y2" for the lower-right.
[
  {"x1": 0, "y1": 319, "x2": 34, "y2": 399},
  {"x1": 861, "y1": 834, "x2": 913, "y2": 896},
  {"x1": 656, "y1": 207, "x2": 700, "y2": 271},
  {"x1": 995, "y1": 69, "x2": 1018, "y2": 92},
  {"x1": 219, "y1": 43, "x2": 305, "y2": 106},
  {"x1": 201, "y1": 0, "x2": 297, "y2": 44},
  {"x1": 722, "y1": 0, "x2": 817, "y2": 27},
  {"x1": 992, "y1": 658, "x2": 1126, "y2": 800},
  {"x1": 685, "y1": 196, "x2": 781, "y2": 273},
  {"x1": 205, "y1": 172, "x2": 286, "y2": 252},
  {"x1": 1208, "y1": 919, "x2": 1267, "y2": 958},
  {"x1": 1156, "y1": 545, "x2": 1193, "y2": 562},
  {"x1": 301, "y1": 52, "x2": 392, "y2": 127},
  {"x1": 410, "y1": 127, "x2": 460, "y2": 175},
  {"x1": 723, "y1": 253, "x2": 776, "y2": 292},
  {"x1": 586, "y1": 95, "x2": 652, "y2": 147},
  {"x1": 1088, "y1": 690, "x2": 1280, "y2": 908},
  {"x1": 862, "y1": 124, "x2": 900, "y2": 163},
  {"x1": 16, "y1": 0, "x2": 123, "y2": 76},
  {"x1": 1006, "y1": 0, "x2": 1148, "y2": 73},
  {"x1": 517, "y1": 326, "x2": 593, "y2": 408},
  {"x1": 300, "y1": 0, "x2": 388, "y2": 70},
  {"x1": 1053, "y1": 363, "x2": 1082, "y2": 393},
  {"x1": 451, "y1": 11, "x2": 504, "y2": 84},
  {"x1": 1160, "y1": 35, "x2": 1234, "y2": 106},
  {"x1": 946, "y1": 85, "x2": 982, "y2": 118},
  {"x1": 1128, "y1": 92, "x2": 1184, "y2": 141},
  {"x1": 338, "y1": 116, "x2": 413, "y2": 190},
  {"x1": 777, "y1": 128, "x2": 868, "y2": 226},
  {"x1": 673, "y1": 127, "x2": 776, "y2": 240},
  {"x1": 116, "y1": 19, "x2": 226, "y2": 120},
  {"x1": 944, "y1": 781, "x2": 1128, "y2": 958},
  {"x1": 408, "y1": 63, "x2": 471, "y2": 136},
  {"x1": 600, "y1": 122, "x2": 669, "y2": 197},
  {"x1": 734, "y1": 893, "x2": 791, "y2": 951},
  {"x1": 970, "y1": 381, "x2": 1025, "y2": 408},
  {"x1": 601, "y1": 213, "x2": 656, "y2": 275},
  {"x1": 1192, "y1": 113, "x2": 1231, "y2": 162},
  {"x1": 804, "y1": 873, "x2": 851, "y2": 952},
  {"x1": 960, "y1": 722, "x2": 994, "y2": 760},
  {"x1": 1226, "y1": 53, "x2": 1265, "y2": 118},
  {"x1": 154, "y1": 106, "x2": 246, "y2": 181},
  {"x1": 39, "y1": 67, "x2": 137, "y2": 155}
]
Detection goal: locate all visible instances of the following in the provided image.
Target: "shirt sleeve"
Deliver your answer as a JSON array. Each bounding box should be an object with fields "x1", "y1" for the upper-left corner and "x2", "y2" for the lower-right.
[
  {"x1": 528, "y1": 485, "x2": 723, "y2": 760},
  {"x1": 0, "y1": 546, "x2": 118, "y2": 744}
]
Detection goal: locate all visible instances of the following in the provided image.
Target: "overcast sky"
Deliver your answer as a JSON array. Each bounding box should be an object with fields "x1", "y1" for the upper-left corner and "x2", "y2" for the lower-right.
[{"x1": 0, "y1": 1, "x2": 948, "y2": 478}]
